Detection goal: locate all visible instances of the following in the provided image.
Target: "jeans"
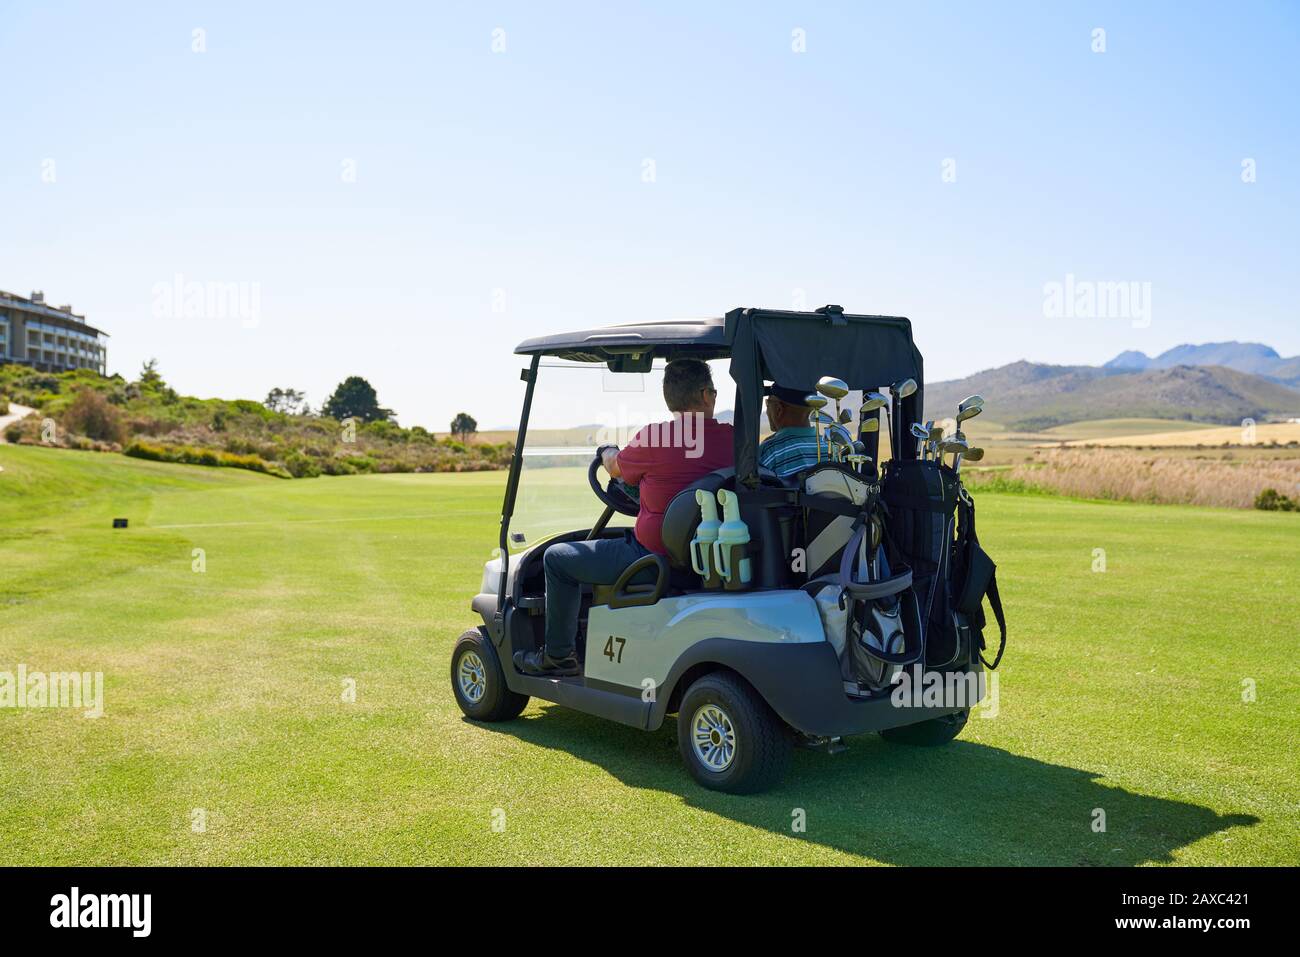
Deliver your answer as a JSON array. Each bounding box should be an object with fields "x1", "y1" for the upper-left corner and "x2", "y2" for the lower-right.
[{"x1": 543, "y1": 534, "x2": 652, "y2": 657}]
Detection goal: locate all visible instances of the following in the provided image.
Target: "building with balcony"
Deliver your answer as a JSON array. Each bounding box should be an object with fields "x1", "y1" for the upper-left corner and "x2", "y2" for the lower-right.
[{"x1": 0, "y1": 290, "x2": 107, "y2": 375}]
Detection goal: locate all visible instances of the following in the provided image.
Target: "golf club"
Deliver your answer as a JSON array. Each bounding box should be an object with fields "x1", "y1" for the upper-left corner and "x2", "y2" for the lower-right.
[
  {"x1": 846, "y1": 440, "x2": 872, "y2": 474},
  {"x1": 805, "y1": 394, "x2": 828, "y2": 464},
  {"x1": 858, "y1": 391, "x2": 888, "y2": 453},
  {"x1": 816, "y1": 376, "x2": 849, "y2": 422},
  {"x1": 955, "y1": 445, "x2": 983, "y2": 472},
  {"x1": 926, "y1": 424, "x2": 945, "y2": 461},
  {"x1": 910, "y1": 422, "x2": 930, "y2": 457},
  {"x1": 955, "y1": 395, "x2": 983, "y2": 433},
  {"x1": 937, "y1": 435, "x2": 968, "y2": 469},
  {"x1": 889, "y1": 378, "x2": 917, "y2": 462},
  {"x1": 826, "y1": 424, "x2": 854, "y2": 462},
  {"x1": 917, "y1": 419, "x2": 934, "y2": 458}
]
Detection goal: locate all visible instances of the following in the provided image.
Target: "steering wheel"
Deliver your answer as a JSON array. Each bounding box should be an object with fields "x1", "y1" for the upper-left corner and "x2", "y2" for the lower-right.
[{"x1": 589, "y1": 449, "x2": 640, "y2": 517}]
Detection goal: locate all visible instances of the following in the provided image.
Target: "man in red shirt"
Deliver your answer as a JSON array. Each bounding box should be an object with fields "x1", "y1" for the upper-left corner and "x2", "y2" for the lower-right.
[{"x1": 515, "y1": 358, "x2": 734, "y2": 676}]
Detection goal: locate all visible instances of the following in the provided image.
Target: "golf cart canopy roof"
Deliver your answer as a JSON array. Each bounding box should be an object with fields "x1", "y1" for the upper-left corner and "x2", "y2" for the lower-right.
[
  {"x1": 515, "y1": 305, "x2": 925, "y2": 486},
  {"x1": 515, "y1": 317, "x2": 730, "y2": 367}
]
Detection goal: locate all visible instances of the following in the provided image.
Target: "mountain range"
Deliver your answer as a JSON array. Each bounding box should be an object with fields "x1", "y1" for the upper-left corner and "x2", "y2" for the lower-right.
[
  {"x1": 926, "y1": 342, "x2": 1300, "y2": 431},
  {"x1": 1102, "y1": 341, "x2": 1300, "y2": 386}
]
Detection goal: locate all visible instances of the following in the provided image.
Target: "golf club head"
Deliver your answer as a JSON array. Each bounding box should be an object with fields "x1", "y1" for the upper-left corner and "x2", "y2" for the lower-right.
[
  {"x1": 958, "y1": 394, "x2": 984, "y2": 414},
  {"x1": 828, "y1": 431, "x2": 854, "y2": 462},
  {"x1": 804, "y1": 393, "x2": 827, "y2": 410},
  {"x1": 925, "y1": 425, "x2": 944, "y2": 460},
  {"x1": 859, "y1": 391, "x2": 889, "y2": 413},
  {"x1": 956, "y1": 403, "x2": 983, "y2": 425},
  {"x1": 814, "y1": 411, "x2": 836, "y2": 427},
  {"x1": 838, "y1": 408, "x2": 854, "y2": 425},
  {"x1": 892, "y1": 378, "x2": 918, "y2": 400},
  {"x1": 962, "y1": 447, "x2": 984, "y2": 462},
  {"x1": 816, "y1": 376, "x2": 849, "y2": 401},
  {"x1": 909, "y1": 423, "x2": 930, "y2": 441},
  {"x1": 858, "y1": 418, "x2": 880, "y2": 434},
  {"x1": 937, "y1": 439, "x2": 968, "y2": 469}
]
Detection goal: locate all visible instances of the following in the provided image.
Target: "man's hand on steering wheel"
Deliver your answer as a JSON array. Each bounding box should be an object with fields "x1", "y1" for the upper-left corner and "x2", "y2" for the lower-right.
[
  {"x1": 589, "y1": 447, "x2": 639, "y2": 516},
  {"x1": 597, "y1": 444, "x2": 621, "y2": 478}
]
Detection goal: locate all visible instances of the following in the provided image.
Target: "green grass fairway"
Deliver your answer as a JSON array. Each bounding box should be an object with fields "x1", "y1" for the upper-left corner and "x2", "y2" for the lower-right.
[{"x1": 2, "y1": 444, "x2": 1296, "y2": 865}]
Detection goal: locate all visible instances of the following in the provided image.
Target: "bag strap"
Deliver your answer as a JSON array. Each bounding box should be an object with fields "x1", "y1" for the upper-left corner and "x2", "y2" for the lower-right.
[
  {"x1": 837, "y1": 521, "x2": 868, "y2": 585},
  {"x1": 842, "y1": 568, "x2": 912, "y2": 601},
  {"x1": 980, "y1": 572, "x2": 1007, "y2": 670}
]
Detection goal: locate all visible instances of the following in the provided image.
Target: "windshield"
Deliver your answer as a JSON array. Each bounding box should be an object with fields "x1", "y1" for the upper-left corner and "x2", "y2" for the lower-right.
[{"x1": 509, "y1": 358, "x2": 732, "y2": 551}]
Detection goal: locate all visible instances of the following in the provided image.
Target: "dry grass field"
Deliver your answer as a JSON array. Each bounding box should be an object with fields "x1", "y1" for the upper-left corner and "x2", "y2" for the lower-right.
[
  {"x1": 968, "y1": 449, "x2": 1300, "y2": 509},
  {"x1": 1061, "y1": 422, "x2": 1300, "y2": 449}
]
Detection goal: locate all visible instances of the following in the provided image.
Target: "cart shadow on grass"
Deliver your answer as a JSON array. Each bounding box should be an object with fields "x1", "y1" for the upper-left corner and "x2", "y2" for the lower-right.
[{"x1": 473, "y1": 706, "x2": 1258, "y2": 866}]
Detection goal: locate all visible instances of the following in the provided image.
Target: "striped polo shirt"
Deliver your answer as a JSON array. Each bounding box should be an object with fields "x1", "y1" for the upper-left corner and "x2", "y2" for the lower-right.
[{"x1": 759, "y1": 426, "x2": 832, "y2": 478}]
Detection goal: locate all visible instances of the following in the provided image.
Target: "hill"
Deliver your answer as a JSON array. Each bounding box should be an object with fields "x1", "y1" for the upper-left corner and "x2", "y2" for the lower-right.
[
  {"x1": 0, "y1": 364, "x2": 510, "y2": 478},
  {"x1": 926, "y1": 362, "x2": 1300, "y2": 431}
]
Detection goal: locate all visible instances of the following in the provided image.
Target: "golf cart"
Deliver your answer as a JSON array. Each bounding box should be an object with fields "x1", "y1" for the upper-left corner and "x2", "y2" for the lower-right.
[{"x1": 452, "y1": 305, "x2": 1004, "y2": 793}]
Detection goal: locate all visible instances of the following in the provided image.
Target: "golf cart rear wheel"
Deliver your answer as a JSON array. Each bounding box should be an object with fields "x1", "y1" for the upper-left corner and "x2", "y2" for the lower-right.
[
  {"x1": 677, "y1": 672, "x2": 792, "y2": 794},
  {"x1": 881, "y1": 710, "x2": 968, "y2": 746},
  {"x1": 451, "y1": 628, "x2": 528, "y2": 722}
]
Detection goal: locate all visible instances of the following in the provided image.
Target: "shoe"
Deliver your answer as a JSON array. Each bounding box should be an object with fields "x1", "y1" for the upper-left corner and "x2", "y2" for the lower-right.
[{"x1": 513, "y1": 649, "x2": 580, "y2": 677}]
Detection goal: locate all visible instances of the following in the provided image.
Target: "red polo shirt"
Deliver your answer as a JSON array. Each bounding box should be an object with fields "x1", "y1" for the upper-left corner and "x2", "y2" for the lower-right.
[{"x1": 616, "y1": 416, "x2": 734, "y2": 555}]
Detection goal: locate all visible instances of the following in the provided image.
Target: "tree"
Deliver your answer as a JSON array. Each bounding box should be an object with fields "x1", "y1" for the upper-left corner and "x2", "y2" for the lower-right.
[
  {"x1": 136, "y1": 358, "x2": 177, "y2": 403},
  {"x1": 450, "y1": 412, "x2": 478, "y2": 438},
  {"x1": 265, "y1": 387, "x2": 308, "y2": 415},
  {"x1": 320, "y1": 376, "x2": 394, "y2": 423},
  {"x1": 138, "y1": 358, "x2": 164, "y2": 389}
]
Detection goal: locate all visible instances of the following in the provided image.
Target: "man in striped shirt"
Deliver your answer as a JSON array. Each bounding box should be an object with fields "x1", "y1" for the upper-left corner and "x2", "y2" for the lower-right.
[{"x1": 759, "y1": 383, "x2": 831, "y2": 478}]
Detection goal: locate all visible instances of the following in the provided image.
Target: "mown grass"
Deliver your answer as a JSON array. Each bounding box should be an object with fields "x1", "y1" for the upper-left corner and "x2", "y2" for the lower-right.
[{"x1": 1, "y1": 444, "x2": 1296, "y2": 865}]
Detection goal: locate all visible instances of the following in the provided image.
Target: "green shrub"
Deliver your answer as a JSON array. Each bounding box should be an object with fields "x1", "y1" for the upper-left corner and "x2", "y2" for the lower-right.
[
  {"x1": 1254, "y1": 488, "x2": 1298, "y2": 512},
  {"x1": 125, "y1": 441, "x2": 290, "y2": 478},
  {"x1": 284, "y1": 451, "x2": 322, "y2": 478}
]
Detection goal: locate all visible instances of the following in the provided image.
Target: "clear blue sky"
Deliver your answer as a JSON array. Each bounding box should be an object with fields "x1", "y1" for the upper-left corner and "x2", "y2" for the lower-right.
[{"x1": 2, "y1": 0, "x2": 1296, "y2": 430}]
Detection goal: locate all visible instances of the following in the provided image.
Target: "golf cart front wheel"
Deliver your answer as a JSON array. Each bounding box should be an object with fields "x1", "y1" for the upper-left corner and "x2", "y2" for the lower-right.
[
  {"x1": 880, "y1": 710, "x2": 968, "y2": 746},
  {"x1": 451, "y1": 628, "x2": 528, "y2": 722},
  {"x1": 677, "y1": 672, "x2": 792, "y2": 794}
]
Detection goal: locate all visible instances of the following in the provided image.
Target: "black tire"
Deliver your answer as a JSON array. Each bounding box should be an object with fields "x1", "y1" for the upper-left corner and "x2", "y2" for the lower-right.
[
  {"x1": 451, "y1": 628, "x2": 528, "y2": 722},
  {"x1": 676, "y1": 672, "x2": 792, "y2": 794},
  {"x1": 880, "y1": 709, "x2": 968, "y2": 746}
]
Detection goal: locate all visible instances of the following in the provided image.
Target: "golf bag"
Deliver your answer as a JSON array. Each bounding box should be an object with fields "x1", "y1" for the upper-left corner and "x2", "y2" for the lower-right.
[
  {"x1": 881, "y1": 458, "x2": 1006, "y2": 670},
  {"x1": 802, "y1": 466, "x2": 925, "y2": 696}
]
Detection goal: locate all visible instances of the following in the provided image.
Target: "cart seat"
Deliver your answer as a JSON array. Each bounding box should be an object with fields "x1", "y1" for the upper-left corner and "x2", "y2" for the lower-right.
[
  {"x1": 660, "y1": 466, "x2": 787, "y2": 586},
  {"x1": 661, "y1": 468, "x2": 734, "y2": 570}
]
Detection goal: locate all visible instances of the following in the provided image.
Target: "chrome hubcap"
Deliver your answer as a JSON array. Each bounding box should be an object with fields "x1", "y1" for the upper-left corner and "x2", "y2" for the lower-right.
[
  {"x1": 458, "y1": 652, "x2": 487, "y2": 703},
  {"x1": 691, "y1": 704, "x2": 736, "y2": 772}
]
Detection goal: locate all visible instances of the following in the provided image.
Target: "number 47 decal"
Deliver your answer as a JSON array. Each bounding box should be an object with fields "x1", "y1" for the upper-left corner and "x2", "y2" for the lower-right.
[{"x1": 603, "y1": 636, "x2": 627, "y2": 663}]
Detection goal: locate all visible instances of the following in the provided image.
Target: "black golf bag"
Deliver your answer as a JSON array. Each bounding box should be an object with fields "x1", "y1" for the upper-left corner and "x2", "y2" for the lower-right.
[
  {"x1": 881, "y1": 459, "x2": 1006, "y2": 671},
  {"x1": 800, "y1": 465, "x2": 925, "y2": 696}
]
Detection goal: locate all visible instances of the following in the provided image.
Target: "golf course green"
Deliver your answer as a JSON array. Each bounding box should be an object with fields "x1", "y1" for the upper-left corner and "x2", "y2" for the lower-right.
[{"x1": 1, "y1": 443, "x2": 1296, "y2": 865}]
